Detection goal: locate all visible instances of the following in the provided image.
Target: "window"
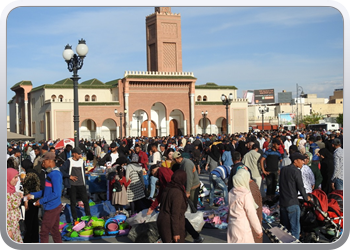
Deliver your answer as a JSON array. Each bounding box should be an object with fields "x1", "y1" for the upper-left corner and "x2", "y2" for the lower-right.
[
  {"x1": 85, "y1": 95, "x2": 90, "y2": 101},
  {"x1": 51, "y1": 95, "x2": 56, "y2": 102},
  {"x1": 92, "y1": 95, "x2": 97, "y2": 101},
  {"x1": 31, "y1": 98, "x2": 35, "y2": 108},
  {"x1": 203, "y1": 95, "x2": 207, "y2": 101},
  {"x1": 32, "y1": 121, "x2": 36, "y2": 134},
  {"x1": 40, "y1": 120, "x2": 44, "y2": 134},
  {"x1": 58, "y1": 95, "x2": 63, "y2": 102},
  {"x1": 40, "y1": 96, "x2": 44, "y2": 106},
  {"x1": 197, "y1": 95, "x2": 202, "y2": 101}
]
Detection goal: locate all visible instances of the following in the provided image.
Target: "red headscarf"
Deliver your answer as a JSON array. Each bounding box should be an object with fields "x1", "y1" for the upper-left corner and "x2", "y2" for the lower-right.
[{"x1": 7, "y1": 168, "x2": 18, "y2": 194}]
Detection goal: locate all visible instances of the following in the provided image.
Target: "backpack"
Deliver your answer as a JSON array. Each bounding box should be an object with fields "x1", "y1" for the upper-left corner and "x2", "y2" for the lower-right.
[{"x1": 112, "y1": 179, "x2": 122, "y2": 193}]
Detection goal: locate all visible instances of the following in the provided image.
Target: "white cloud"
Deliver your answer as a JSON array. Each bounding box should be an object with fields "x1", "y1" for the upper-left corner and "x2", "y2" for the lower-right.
[{"x1": 211, "y1": 7, "x2": 340, "y2": 32}]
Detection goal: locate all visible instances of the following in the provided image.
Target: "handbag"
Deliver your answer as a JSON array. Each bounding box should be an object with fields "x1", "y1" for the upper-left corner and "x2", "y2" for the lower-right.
[{"x1": 19, "y1": 205, "x2": 26, "y2": 233}]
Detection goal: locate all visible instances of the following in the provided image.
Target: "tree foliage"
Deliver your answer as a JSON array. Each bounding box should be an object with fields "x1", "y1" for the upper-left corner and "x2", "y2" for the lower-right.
[
  {"x1": 336, "y1": 113, "x2": 343, "y2": 126},
  {"x1": 301, "y1": 111, "x2": 324, "y2": 127}
]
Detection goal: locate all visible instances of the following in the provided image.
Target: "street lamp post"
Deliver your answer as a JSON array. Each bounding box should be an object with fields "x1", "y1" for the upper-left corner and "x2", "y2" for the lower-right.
[
  {"x1": 201, "y1": 111, "x2": 208, "y2": 134},
  {"x1": 258, "y1": 105, "x2": 269, "y2": 131},
  {"x1": 115, "y1": 109, "x2": 127, "y2": 139},
  {"x1": 296, "y1": 83, "x2": 305, "y2": 130},
  {"x1": 63, "y1": 39, "x2": 88, "y2": 148},
  {"x1": 221, "y1": 93, "x2": 233, "y2": 134}
]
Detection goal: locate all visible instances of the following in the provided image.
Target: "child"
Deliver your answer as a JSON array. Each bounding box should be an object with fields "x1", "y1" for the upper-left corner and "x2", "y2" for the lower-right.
[{"x1": 111, "y1": 164, "x2": 130, "y2": 214}]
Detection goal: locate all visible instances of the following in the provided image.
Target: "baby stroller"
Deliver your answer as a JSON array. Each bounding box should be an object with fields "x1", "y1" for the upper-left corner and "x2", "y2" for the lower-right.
[{"x1": 300, "y1": 189, "x2": 343, "y2": 243}]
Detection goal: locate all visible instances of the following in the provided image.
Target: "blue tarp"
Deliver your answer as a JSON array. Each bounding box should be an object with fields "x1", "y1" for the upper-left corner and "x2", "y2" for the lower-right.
[{"x1": 86, "y1": 174, "x2": 107, "y2": 193}]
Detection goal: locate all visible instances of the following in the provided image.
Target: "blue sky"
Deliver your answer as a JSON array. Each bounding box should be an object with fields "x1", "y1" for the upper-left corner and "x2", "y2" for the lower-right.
[{"x1": 6, "y1": 6, "x2": 343, "y2": 109}]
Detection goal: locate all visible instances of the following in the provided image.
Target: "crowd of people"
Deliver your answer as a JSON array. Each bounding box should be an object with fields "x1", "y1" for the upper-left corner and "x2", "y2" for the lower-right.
[{"x1": 6, "y1": 127, "x2": 344, "y2": 243}]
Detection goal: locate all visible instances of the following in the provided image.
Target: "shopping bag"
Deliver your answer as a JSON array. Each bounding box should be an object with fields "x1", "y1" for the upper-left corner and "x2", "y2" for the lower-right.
[
  {"x1": 126, "y1": 209, "x2": 158, "y2": 226},
  {"x1": 127, "y1": 222, "x2": 159, "y2": 243},
  {"x1": 185, "y1": 211, "x2": 205, "y2": 232}
]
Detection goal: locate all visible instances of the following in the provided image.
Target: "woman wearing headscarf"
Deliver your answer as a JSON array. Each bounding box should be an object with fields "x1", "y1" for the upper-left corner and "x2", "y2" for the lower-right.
[
  {"x1": 157, "y1": 170, "x2": 188, "y2": 243},
  {"x1": 205, "y1": 144, "x2": 222, "y2": 172},
  {"x1": 7, "y1": 168, "x2": 23, "y2": 243},
  {"x1": 21, "y1": 159, "x2": 41, "y2": 243},
  {"x1": 317, "y1": 148, "x2": 335, "y2": 195},
  {"x1": 227, "y1": 168, "x2": 263, "y2": 243},
  {"x1": 237, "y1": 139, "x2": 249, "y2": 157},
  {"x1": 249, "y1": 175, "x2": 263, "y2": 243}
]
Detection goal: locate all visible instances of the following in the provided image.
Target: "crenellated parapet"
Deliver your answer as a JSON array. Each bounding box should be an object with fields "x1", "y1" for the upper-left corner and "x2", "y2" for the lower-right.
[{"x1": 124, "y1": 71, "x2": 194, "y2": 77}]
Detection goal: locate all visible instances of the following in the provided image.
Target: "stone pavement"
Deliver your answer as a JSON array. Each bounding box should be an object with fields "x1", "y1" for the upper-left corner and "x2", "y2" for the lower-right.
[{"x1": 48, "y1": 171, "x2": 272, "y2": 243}]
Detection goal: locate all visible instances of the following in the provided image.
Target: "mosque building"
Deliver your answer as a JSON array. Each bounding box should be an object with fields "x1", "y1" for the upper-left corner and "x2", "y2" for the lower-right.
[{"x1": 9, "y1": 7, "x2": 249, "y2": 142}]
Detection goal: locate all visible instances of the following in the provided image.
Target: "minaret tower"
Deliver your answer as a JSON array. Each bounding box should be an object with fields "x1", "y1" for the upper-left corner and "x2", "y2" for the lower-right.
[{"x1": 146, "y1": 7, "x2": 183, "y2": 72}]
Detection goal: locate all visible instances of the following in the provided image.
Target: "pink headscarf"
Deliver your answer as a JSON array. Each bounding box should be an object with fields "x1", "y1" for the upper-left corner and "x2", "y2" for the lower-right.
[{"x1": 7, "y1": 168, "x2": 18, "y2": 194}]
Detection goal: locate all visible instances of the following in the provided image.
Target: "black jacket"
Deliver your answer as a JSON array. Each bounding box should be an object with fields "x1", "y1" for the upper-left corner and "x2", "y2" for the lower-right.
[{"x1": 279, "y1": 164, "x2": 309, "y2": 208}]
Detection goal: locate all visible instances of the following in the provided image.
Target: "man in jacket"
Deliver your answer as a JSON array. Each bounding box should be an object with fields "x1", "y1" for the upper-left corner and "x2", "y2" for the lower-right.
[
  {"x1": 279, "y1": 152, "x2": 311, "y2": 239},
  {"x1": 93, "y1": 142, "x2": 102, "y2": 166},
  {"x1": 260, "y1": 139, "x2": 282, "y2": 201},
  {"x1": 26, "y1": 152, "x2": 63, "y2": 243},
  {"x1": 134, "y1": 145, "x2": 149, "y2": 170},
  {"x1": 98, "y1": 142, "x2": 120, "y2": 166},
  {"x1": 60, "y1": 147, "x2": 91, "y2": 223},
  {"x1": 173, "y1": 151, "x2": 200, "y2": 208},
  {"x1": 242, "y1": 143, "x2": 262, "y2": 188},
  {"x1": 57, "y1": 144, "x2": 72, "y2": 167},
  {"x1": 33, "y1": 146, "x2": 42, "y2": 174}
]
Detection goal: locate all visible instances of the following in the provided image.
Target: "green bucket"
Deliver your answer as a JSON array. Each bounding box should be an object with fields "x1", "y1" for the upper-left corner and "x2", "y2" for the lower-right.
[{"x1": 91, "y1": 219, "x2": 105, "y2": 228}]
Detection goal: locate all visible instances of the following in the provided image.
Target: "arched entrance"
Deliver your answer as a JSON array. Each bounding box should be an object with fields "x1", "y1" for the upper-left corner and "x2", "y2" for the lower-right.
[
  {"x1": 132, "y1": 110, "x2": 148, "y2": 137},
  {"x1": 80, "y1": 119, "x2": 97, "y2": 140},
  {"x1": 169, "y1": 119, "x2": 178, "y2": 137},
  {"x1": 141, "y1": 120, "x2": 157, "y2": 137},
  {"x1": 198, "y1": 118, "x2": 211, "y2": 134},
  {"x1": 169, "y1": 109, "x2": 185, "y2": 136},
  {"x1": 215, "y1": 117, "x2": 227, "y2": 134},
  {"x1": 151, "y1": 102, "x2": 166, "y2": 136},
  {"x1": 222, "y1": 118, "x2": 227, "y2": 134},
  {"x1": 101, "y1": 119, "x2": 117, "y2": 142}
]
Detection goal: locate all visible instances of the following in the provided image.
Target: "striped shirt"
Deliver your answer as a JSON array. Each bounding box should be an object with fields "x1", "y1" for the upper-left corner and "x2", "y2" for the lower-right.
[
  {"x1": 262, "y1": 148, "x2": 282, "y2": 172},
  {"x1": 332, "y1": 147, "x2": 343, "y2": 181},
  {"x1": 211, "y1": 165, "x2": 231, "y2": 180}
]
